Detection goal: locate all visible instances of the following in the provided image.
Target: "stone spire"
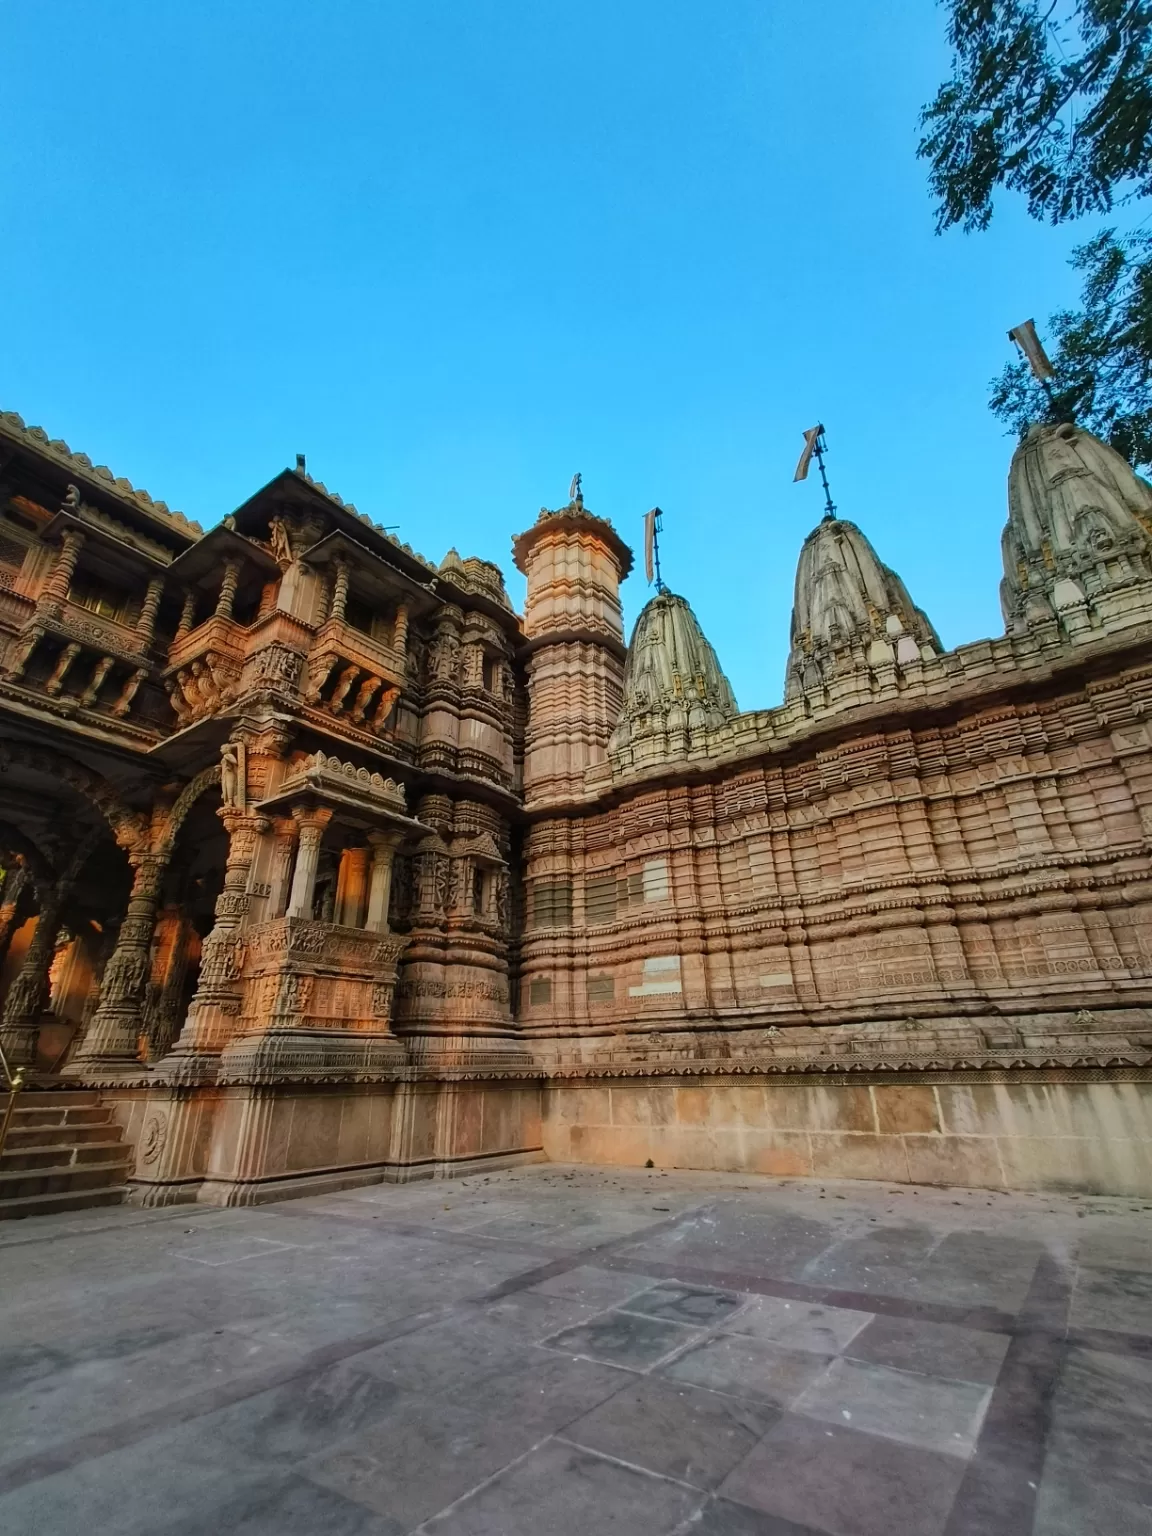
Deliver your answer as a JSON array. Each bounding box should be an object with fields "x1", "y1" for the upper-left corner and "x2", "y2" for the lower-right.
[
  {"x1": 785, "y1": 516, "x2": 939, "y2": 711},
  {"x1": 512, "y1": 492, "x2": 633, "y2": 805},
  {"x1": 609, "y1": 589, "x2": 737, "y2": 768},
  {"x1": 1001, "y1": 421, "x2": 1152, "y2": 638}
]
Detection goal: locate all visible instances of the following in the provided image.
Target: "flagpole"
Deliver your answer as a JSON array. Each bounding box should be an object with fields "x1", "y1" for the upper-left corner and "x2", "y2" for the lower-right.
[
  {"x1": 653, "y1": 508, "x2": 666, "y2": 593},
  {"x1": 793, "y1": 423, "x2": 839, "y2": 519},
  {"x1": 644, "y1": 506, "x2": 667, "y2": 593},
  {"x1": 813, "y1": 431, "x2": 836, "y2": 521}
]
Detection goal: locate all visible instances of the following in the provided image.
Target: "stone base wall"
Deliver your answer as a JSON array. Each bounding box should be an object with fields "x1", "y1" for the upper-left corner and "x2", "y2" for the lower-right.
[
  {"x1": 541, "y1": 1073, "x2": 1152, "y2": 1197},
  {"x1": 108, "y1": 1077, "x2": 544, "y2": 1208}
]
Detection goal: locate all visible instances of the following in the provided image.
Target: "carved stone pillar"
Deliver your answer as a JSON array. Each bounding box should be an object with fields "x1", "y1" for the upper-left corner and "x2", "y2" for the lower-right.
[
  {"x1": 0, "y1": 885, "x2": 65, "y2": 1068},
  {"x1": 79, "y1": 655, "x2": 115, "y2": 708},
  {"x1": 143, "y1": 909, "x2": 194, "y2": 1062},
  {"x1": 175, "y1": 590, "x2": 197, "y2": 639},
  {"x1": 286, "y1": 809, "x2": 333, "y2": 919},
  {"x1": 111, "y1": 668, "x2": 146, "y2": 719},
  {"x1": 69, "y1": 851, "x2": 168, "y2": 1072},
  {"x1": 136, "y1": 578, "x2": 164, "y2": 646},
  {"x1": 265, "y1": 818, "x2": 299, "y2": 920},
  {"x1": 393, "y1": 602, "x2": 409, "y2": 656},
  {"x1": 365, "y1": 831, "x2": 404, "y2": 932},
  {"x1": 215, "y1": 560, "x2": 241, "y2": 620},
  {"x1": 158, "y1": 810, "x2": 267, "y2": 1076},
  {"x1": 42, "y1": 527, "x2": 84, "y2": 609},
  {"x1": 334, "y1": 845, "x2": 370, "y2": 927},
  {"x1": 44, "y1": 642, "x2": 81, "y2": 696},
  {"x1": 329, "y1": 559, "x2": 350, "y2": 623},
  {"x1": 0, "y1": 865, "x2": 29, "y2": 968}
]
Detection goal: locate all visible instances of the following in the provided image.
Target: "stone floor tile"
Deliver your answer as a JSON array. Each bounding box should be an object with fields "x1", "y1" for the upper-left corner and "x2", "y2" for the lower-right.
[
  {"x1": 1071, "y1": 1266, "x2": 1152, "y2": 1335},
  {"x1": 1033, "y1": 1451, "x2": 1152, "y2": 1536},
  {"x1": 418, "y1": 1438, "x2": 705, "y2": 1534},
  {"x1": 564, "y1": 1375, "x2": 778, "y2": 1488},
  {"x1": 800, "y1": 1225, "x2": 940, "y2": 1297},
  {"x1": 530, "y1": 1264, "x2": 657, "y2": 1309},
  {"x1": 718, "y1": 1415, "x2": 967, "y2": 1536},
  {"x1": 792, "y1": 1356, "x2": 991, "y2": 1458},
  {"x1": 305, "y1": 1359, "x2": 630, "y2": 1529},
  {"x1": 1054, "y1": 1345, "x2": 1152, "y2": 1428},
  {"x1": 844, "y1": 1315, "x2": 1009, "y2": 1385},
  {"x1": 542, "y1": 1309, "x2": 701, "y2": 1370},
  {"x1": 660, "y1": 1335, "x2": 833, "y2": 1407},
  {"x1": 0, "y1": 1419, "x2": 288, "y2": 1536},
  {"x1": 683, "y1": 1495, "x2": 827, "y2": 1534},
  {"x1": 623, "y1": 1281, "x2": 746, "y2": 1327},
  {"x1": 348, "y1": 1310, "x2": 546, "y2": 1395},
  {"x1": 5, "y1": 1167, "x2": 1152, "y2": 1536},
  {"x1": 187, "y1": 1360, "x2": 405, "y2": 1467},
  {"x1": 1077, "y1": 1229, "x2": 1152, "y2": 1275},
  {"x1": 163, "y1": 1472, "x2": 407, "y2": 1535},
  {"x1": 0, "y1": 1324, "x2": 304, "y2": 1466},
  {"x1": 915, "y1": 1232, "x2": 1043, "y2": 1312},
  {"x1": 169, "y1": 1232, "x2": 302, "y2": 1266},
  {"x1": 724, "y1": 1296, "x2": 873, "y2": 1355},
  {"x1": 620, "y1": 1212, "x2": 840, "y2": 1283}
]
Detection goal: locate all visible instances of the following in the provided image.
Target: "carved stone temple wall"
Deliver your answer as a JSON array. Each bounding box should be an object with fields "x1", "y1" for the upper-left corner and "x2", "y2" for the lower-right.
[{"x1": 1, "y1": 408, "x2": 1150, "y2": 1205}]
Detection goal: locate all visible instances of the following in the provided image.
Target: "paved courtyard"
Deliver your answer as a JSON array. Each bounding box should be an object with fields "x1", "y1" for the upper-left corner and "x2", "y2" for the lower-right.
[{"x1": 0, "y1": 1165, "x2": 1150, "y2": 1536}]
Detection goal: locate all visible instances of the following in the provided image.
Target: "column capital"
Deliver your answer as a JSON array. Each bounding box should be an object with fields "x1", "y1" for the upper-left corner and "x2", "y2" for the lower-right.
[
  {"x1": 367, "y1": 827, "x2": 406, "y2": 853},
  {"x1": 291, "y1": 806, "x2": 334, "y2": 834}
]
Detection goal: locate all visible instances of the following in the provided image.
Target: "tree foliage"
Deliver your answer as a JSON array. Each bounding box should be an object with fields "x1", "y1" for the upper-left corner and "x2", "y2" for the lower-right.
[
  {"x1": 921, "y1": 2, "x2": 1152, "y2": 467},
  {"x1": 990, "y1": 228, "x2": 1152, "y2": 463},
  {"x1": 921, "y1": 0, "x2": 1152, "y2": 232}
]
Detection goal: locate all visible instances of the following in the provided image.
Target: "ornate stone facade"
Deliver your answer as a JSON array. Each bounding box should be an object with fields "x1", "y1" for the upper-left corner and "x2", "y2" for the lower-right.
[{"x1": 1, "y1": 407, "x2": 1150, "y2": 1207}]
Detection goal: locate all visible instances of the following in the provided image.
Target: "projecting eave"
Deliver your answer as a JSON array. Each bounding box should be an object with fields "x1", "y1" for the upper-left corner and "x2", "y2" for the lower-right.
[
  {"x1": 228, "y1": 468, "x2": 440, "y2": 585},
  {"x1": 165, "y1": 524, "x2": 282, "y2": 586}
]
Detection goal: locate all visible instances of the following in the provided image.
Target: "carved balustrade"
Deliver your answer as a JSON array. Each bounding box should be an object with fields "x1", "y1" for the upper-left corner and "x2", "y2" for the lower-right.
[
  {"x1": 304, "y1": 617, "x2": 406, "y2": 736},
  {"x1": 163, "y1": 615, "x2": 247, "y2": 725},
  {"x1": 2, "y1": 596, "x2": 160, "y2": 723}
]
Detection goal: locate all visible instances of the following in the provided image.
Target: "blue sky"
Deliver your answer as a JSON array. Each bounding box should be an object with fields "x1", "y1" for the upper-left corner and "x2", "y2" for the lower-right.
[{"x1": 1, "y1": 1, "x2": 1097, "y2": 707}]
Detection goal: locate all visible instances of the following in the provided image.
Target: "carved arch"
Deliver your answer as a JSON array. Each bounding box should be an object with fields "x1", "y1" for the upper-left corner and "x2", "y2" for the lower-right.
[
  {"x1": 0, "y1": 820, "x2": 107, "y2": 905},
  {"x1": 156, "y1": 764, "x2": 222, "y2": 856},
  {"x1": 0, "y1": 823, "x2": 57, "y2": 905},
  {"x1": 0, "y1": 743, "x2": 147, "y2": 853}
]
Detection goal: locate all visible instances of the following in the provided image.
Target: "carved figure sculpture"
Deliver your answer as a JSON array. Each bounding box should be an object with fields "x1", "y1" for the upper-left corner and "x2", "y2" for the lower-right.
[
  {"x1": 268, "y1": 517, "x2": 293, "y2": 566},
  {"x1": 220, "y1": 742, "x2": 242, "y2": 807}
]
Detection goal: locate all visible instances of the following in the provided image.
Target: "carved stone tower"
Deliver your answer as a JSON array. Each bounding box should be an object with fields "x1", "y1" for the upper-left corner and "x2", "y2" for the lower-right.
[
  {"x1": 1001, "y1": 420, "x2": 1152, "y2": 639},
  {"x1": 512, "y1": 491, "x2": 633, "y2": 806}
]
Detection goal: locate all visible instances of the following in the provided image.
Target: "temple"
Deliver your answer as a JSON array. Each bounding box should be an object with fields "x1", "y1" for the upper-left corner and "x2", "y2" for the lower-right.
[{"x1": 1, "y1": 410, "x2": 1150, "y2": 1214}]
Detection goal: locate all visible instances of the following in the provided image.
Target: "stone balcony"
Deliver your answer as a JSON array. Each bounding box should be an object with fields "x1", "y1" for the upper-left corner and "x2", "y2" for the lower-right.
[
  {"x1": 0, "y1": 589, "x2": 160, "y2": 726},
  {"x1": 303, "y1": 615, "x2": 407, "y2": 737}
]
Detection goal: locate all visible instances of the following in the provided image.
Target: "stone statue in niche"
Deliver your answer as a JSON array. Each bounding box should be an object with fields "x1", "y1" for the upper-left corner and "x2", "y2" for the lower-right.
[
  {"x1": 431, "y1": 630, "x2": 461, "y2": 681},
  {"x1": 220, "y1": 741, "x2": 245, "y2": 808},
  {"x1": 268, "y1": 517, "x2": 293, "y2": 566}
]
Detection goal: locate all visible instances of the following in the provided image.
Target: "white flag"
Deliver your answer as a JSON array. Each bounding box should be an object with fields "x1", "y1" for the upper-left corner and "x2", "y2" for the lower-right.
[
  {"x1": 793, "y1": 425, "x2": 824, "y2": 482},
  {"x1": 1008, "y1": 320, "x2": 1055, "y2": 381},
  {"x1": 644, "y1": 508, "x2": 658, "y2": 584}
]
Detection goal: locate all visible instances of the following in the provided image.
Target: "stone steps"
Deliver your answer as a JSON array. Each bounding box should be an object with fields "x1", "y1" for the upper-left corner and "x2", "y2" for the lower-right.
[{"x1": 0, "y1": 1090, "x2": 131, "y2": 1219}]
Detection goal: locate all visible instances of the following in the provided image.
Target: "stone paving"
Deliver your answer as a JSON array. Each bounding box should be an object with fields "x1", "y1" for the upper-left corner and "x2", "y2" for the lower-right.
[{"x1": 1, "y1": 1165, "x2": 1151, "y2": 1535}]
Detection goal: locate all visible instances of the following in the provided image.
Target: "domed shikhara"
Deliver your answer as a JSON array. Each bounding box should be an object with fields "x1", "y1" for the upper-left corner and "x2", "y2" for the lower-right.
[
  {"x1": 609, "y1": 589, "x2": 737, "y2": 764},
  {"x1": 785, "y1": 516, "x2": 939, "y2": 707},
  {"x1": 1002, "y1": 421, "x2": 1152, "y2": 635}
]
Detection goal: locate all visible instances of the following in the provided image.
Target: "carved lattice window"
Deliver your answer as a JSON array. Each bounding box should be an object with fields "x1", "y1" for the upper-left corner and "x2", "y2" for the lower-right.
[
  {"x1": 528, "y1": 880, "x2": 572, "y2": 930},
  {"x1": 585, "y1": 874, "x2": 618, "y2": 925},
  {"x1": 68, "y1": 574, "x2": 137, "y2": 626}
]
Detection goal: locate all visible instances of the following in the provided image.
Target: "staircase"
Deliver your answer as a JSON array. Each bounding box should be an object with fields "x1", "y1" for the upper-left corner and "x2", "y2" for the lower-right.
[{"x1": 0, "y1": 1090, "x2": 132, "y2": 1219}]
